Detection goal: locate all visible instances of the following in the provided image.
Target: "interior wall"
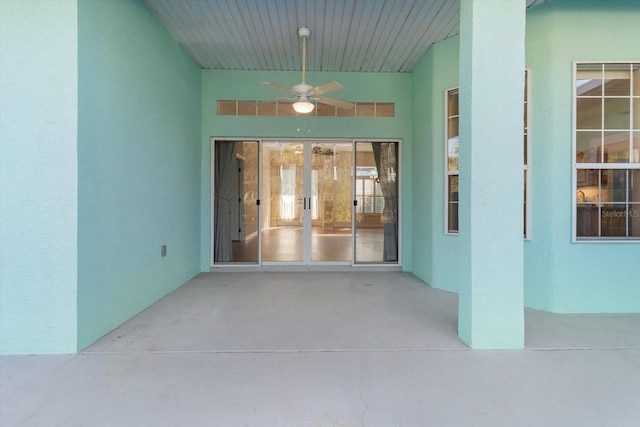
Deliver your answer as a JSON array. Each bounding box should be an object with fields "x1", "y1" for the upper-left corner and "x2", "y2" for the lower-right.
[
  {"x1": 201, "y1": 70, "x2": 413, "y2": 270},
  {"x1": 411, "y1": 0, "x2": 640, "y2": 313},
  {"x1": 0, "y1": 0, "x2": 79, "y2": 354},
  {"x1": 77, "y1": 0, "x2": 202, "y2": 349}
]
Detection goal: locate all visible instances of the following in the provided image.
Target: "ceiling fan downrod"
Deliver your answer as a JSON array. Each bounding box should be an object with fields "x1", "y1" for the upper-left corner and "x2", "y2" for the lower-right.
[{"x1": 298, "y1": 27, "x2": 311, "y2": 85}]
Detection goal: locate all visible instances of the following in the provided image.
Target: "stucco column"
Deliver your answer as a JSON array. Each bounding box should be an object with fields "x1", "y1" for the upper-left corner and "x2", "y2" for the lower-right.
[
  {"x1": 0, "y1": 0, "x2": 78, "y2": 354},
  {"x1": 458, "y1": 0, "x2": 525, "y2": 348}
]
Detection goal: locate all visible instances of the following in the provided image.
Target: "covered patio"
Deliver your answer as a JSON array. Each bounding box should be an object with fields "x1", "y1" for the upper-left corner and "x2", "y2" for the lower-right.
[{"x1": 2, "y1": 272, "x2": 639, "y2": 426}]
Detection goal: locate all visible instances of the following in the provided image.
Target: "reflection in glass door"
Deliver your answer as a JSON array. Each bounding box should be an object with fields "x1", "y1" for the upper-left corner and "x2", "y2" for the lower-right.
[
  {"x1": 213, "y1": 141, "x2": 259, "y2": 263},
  {"x1": 354, "y1": 142, "x2": 399, "y2": 263},
  {"x1": 310, "y1": 142, "x2": 353, "y2": 262},
  {"x1": 261, "y1": 142, "x2": 304, "y2": 262}
]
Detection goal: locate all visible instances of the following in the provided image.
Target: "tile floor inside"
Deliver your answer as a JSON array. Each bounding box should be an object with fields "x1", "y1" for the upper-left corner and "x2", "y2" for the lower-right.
[{"x1": 2, "y1": 272, "x2": 639, "y2": 426}]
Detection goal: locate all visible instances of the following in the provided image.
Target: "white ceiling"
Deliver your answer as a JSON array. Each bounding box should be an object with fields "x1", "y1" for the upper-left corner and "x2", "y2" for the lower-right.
[{"x1": 145, "y1": 0, "x2": 547, "y2": 73}]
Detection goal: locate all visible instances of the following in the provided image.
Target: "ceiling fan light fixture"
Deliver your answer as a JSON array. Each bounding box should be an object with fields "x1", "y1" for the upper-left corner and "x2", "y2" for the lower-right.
[{"x1": 293, "y1": 98, "x2": 315, "y2": 114}]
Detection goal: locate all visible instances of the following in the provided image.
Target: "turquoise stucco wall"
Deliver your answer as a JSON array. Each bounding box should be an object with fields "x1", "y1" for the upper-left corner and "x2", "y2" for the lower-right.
[
  {"x1": 411, "y1": 0, "x2": 640, "y2": 313},
  {"x1": 411, "y1": 37, "x2": 461, "y2": 293},
  {"x1": 0, "y1": 0, "x2": 79, "y2": 354},
  {"x1": 525, "y1": 0, "x2": 640, "y2": 312},
  {"x1": 77, "y1": 0, "x2": 202, "y2": 349},
  {"x1": 200, "y1": 70, "x2": 413, "y2": 271}
]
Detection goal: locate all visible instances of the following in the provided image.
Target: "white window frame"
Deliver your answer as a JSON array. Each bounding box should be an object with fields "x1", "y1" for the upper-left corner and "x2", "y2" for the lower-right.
[
  {"x1": 445, "y1": 70, "x2": 531, "y2": 238},
  {"x1": 524, "y1": 69, "x2": 532, "y2": 240},
  {"x1": 572, "y1": 61, "x2": 640, "y2": 243},
  {"x1": 444, "y1": 87, "x2": 460, "y2": 235}
]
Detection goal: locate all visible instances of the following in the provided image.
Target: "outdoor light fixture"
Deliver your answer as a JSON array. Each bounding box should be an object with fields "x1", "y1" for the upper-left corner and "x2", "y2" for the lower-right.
[{"x1": 293, "y1": 97, "x2": 315, "y2": 114}]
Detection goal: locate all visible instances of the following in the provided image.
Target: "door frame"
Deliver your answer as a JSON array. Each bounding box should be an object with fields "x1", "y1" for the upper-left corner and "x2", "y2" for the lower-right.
[{"x1": 210, "y1": 137, "x2": 402, "y2": 269}]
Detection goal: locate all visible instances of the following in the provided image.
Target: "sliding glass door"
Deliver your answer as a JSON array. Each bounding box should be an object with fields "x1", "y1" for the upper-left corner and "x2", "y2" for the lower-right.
[
  {"x1": 212, "y1": 139, "x2": 399, "y2": 266},
  {"x1": 260, "y1": 141, "x2": 353, "y2": 264},
  {"x1": 354, "y1": 141, "x2": 399, "y2": 263}
]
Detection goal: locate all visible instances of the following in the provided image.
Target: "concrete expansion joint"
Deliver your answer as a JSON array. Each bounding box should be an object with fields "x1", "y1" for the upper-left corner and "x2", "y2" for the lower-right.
[
  {"x1": 528, "y1": 346, "x2": 640, "y2": 352},
  {"x1": 79, "y1": 346, "x2": 640, "y2": 359},
  {"x1": 80, "y1": 347, "x2": 475, "y2": 356},
  {"x1": 358, "y1": 353, "x2": 369, "y2": 427}
]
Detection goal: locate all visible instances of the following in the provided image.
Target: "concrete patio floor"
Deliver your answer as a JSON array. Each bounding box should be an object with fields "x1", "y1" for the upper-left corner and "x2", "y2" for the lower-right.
[{"x1": 2, "y1": 272, "x2": 639, "y2": 426}]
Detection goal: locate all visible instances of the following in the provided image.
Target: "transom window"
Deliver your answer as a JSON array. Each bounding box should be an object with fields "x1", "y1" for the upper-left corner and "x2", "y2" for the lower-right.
[
  {"x1": 574, "y1": 62, "x2": 640, "y2": 240},
  {"x1": 217, "y1": 100, "x2": 395, "y2": 117},
  {"x1": 445, "y1": 71, "x2": 530, "y2": 237}
]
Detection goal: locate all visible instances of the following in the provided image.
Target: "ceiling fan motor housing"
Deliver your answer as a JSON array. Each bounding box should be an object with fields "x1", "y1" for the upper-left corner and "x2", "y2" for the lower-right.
[{"x1": 293, "y1": 83, "x2": 313, "y2": 95}]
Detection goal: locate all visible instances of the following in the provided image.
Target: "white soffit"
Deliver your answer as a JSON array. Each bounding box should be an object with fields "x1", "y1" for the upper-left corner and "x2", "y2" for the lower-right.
[{"x1": 145, "y1": 0, "x2": 547, "y2": 73}]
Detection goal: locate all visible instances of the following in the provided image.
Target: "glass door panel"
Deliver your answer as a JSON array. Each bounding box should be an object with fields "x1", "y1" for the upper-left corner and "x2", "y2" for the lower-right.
[
  {"x1": 354, "y1": 142, "x2": 399, "y2": 263},
  {"x1": 261, "y1": 142, "x2": 304, "y2": 262},
  {"x1": 310, "y1": 142, "x2": 353, "y2": 262},
  {"x1": 213, "y1": 140, "x2": 259, "y2": 264}
]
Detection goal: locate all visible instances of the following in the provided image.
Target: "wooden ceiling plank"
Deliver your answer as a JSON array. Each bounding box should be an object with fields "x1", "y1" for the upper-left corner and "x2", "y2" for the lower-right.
[
  {"x1": 386, "y1": 0, "x2": 444, "y2": 73},
  {"x1": 335, "y1": 0, "x2": 357, "y2": 72},
  {"x1": 272, "y1": 0, "x2": 302, "y2": 71},
  {"x1": 351, "y1": 0, "x2": 386, "y2": 72},
  {"x1": 145, "y1": 0, "x2": 549, "y2": 73},
  {"x1": 382, "y1": 0, "x2": 432, "y2": 72},
  {"x1": 237, "y1": 0, "x2": 271, "y2": 70},
  {"x1": 340, "y1": 0, "x2": 371, "y2": 71},
  {"x1": 369, "y1": 0, "x2": 416, "y2": 72},
  {"x1": 399, "y1": 0, "x2": 458, "y2": 71},
  {"x1": 224, "y1": 0, "x2": 262, "y2": 70},
  {"x1": 310, "y1": 0, "x2": 326, "y2": 72},
  {"x1": 169, "y1": 0, "x2": 220, "y2": 68},
  {"x1": 201, "y1": 0, "x2": 251, "y2": 69}
]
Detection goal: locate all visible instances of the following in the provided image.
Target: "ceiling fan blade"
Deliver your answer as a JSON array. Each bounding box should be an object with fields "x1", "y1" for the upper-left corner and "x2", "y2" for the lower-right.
[
  {"x1": 311, "y1": 81, "x2": 343, "y2": 96},
  {"x1": 262, "y1": 82, "x2": 296, "y2": 94},
  {"x1": 316, "y1": 96, "x2": 354, "y2": 110}
]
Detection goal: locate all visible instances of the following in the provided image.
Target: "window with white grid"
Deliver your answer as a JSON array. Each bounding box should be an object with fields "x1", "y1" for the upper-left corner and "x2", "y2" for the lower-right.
[{"x1": 574, "y1": 62, "x2": 640, "y2": 240}]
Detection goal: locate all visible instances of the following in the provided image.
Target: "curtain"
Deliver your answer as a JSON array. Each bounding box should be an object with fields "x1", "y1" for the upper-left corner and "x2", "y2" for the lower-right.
[
  {"x1": 372, "y1": 142, "x2": 398, "y2": 262},
  {"x1": 214, "y1": 142, "x2": 236, "y2": 262}
]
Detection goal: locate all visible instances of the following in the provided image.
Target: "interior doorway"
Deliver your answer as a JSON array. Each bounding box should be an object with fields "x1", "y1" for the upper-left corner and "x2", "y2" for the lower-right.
[{"x1": 212, "y1": 139, "x2": 400, "y2": 266}]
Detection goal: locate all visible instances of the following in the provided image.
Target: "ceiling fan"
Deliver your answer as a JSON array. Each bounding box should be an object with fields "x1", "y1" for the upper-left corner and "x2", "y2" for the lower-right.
[{"x1": 262, "y1": 27, "x2": 354, "y2": 114}]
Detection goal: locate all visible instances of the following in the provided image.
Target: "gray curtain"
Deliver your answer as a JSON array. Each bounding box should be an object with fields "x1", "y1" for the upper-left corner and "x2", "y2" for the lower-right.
[
  {"x1": 214, "y1": 142, "x2": 236, "y2": 262},
  {"x1": 372, "y1": 142, "x2": 398, "y2": 262}
]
